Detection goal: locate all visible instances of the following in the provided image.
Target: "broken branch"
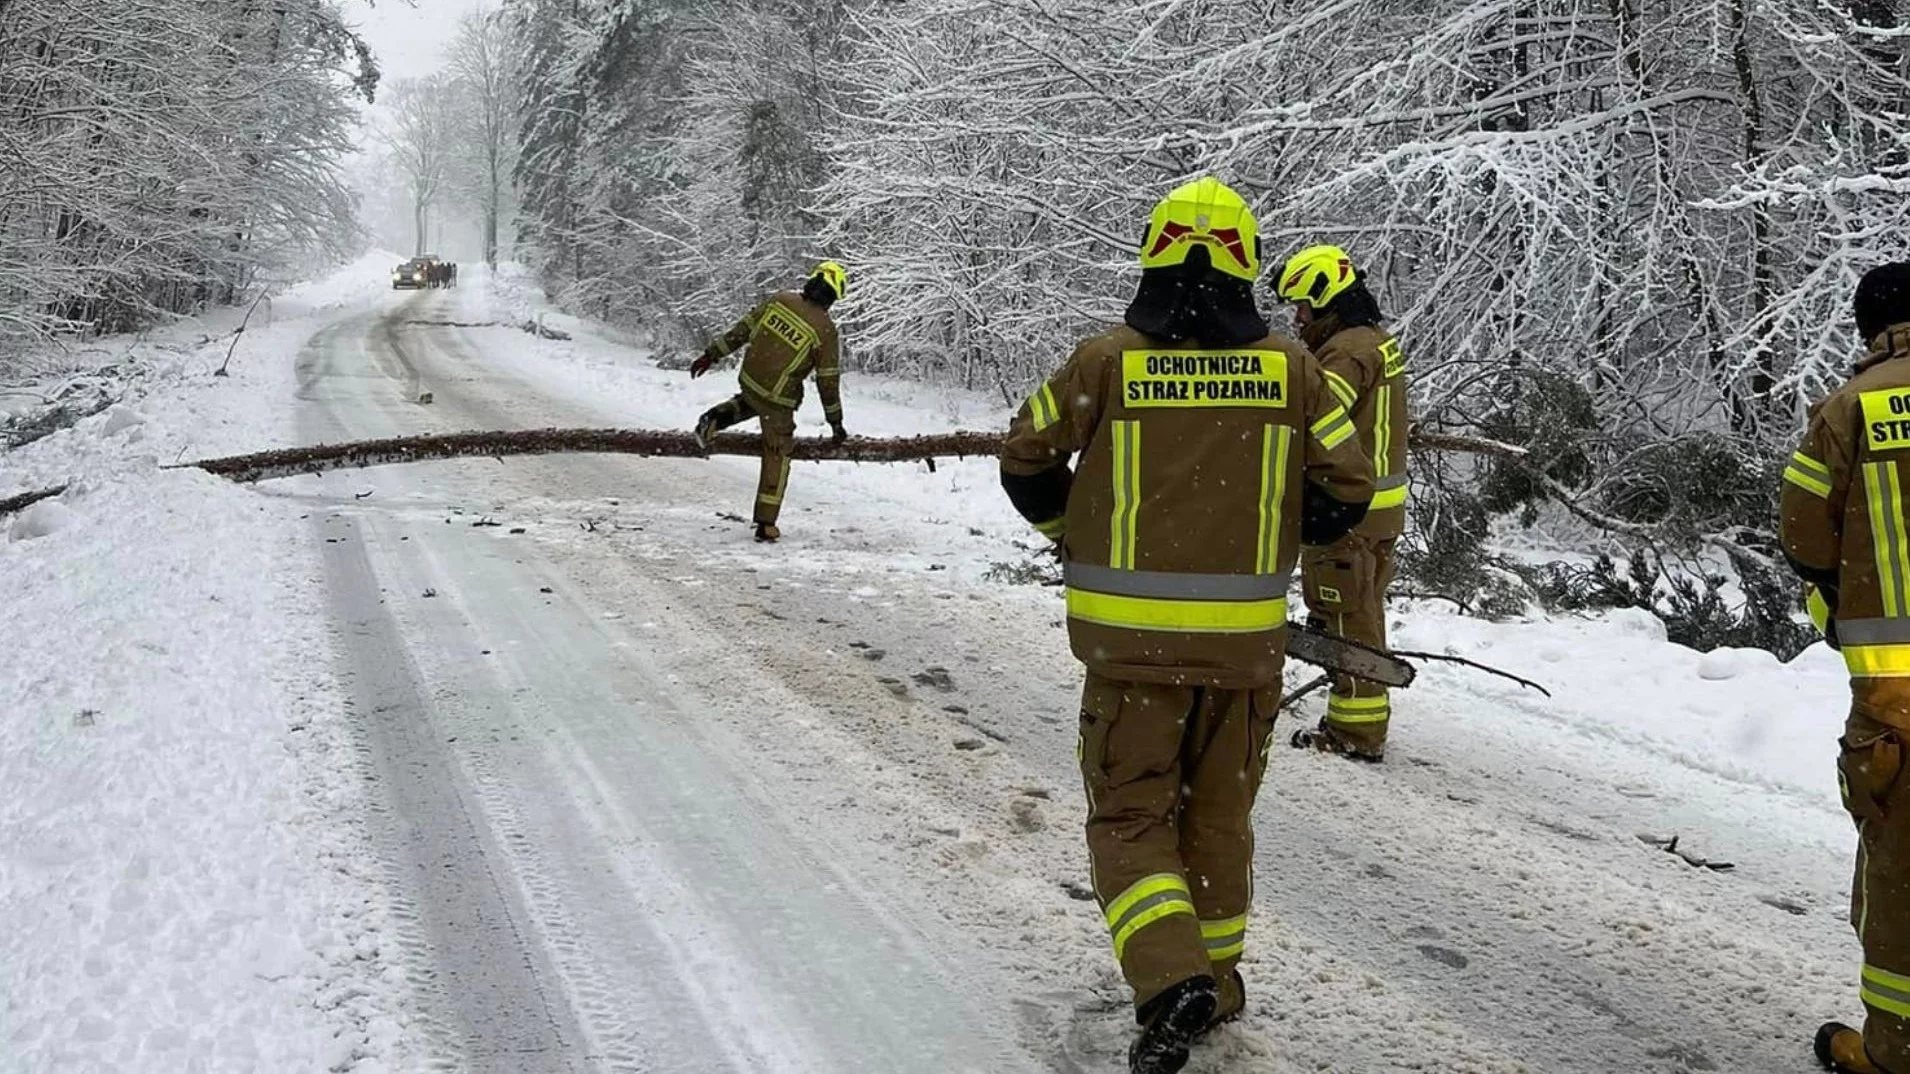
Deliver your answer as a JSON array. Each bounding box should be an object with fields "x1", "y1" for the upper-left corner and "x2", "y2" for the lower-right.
[{"x1": 1389, "y1": 649, "x2": 1553, "y2": 697}]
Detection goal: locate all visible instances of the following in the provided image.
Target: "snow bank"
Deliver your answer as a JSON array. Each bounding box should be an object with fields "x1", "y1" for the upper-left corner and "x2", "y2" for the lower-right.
[{"x1": 0, "y1": 259, "x2": 410, "y2": 1073}]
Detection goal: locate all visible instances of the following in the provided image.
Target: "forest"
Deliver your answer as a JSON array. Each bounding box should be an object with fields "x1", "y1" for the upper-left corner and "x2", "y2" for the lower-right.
[
  {"x1": 499, "y1": 0, "x2": 1910, "y2": 644},
  {"x1": 6, "y1": 0, "x2": 1909, "y2": 644}
]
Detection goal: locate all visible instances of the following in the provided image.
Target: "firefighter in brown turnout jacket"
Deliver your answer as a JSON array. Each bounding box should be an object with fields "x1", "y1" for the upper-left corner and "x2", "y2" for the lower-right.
[
  {"x1": 999, "y1": 178, "x2": 1374, "y2": 1074},
  {"x1": 1782, "y1": 263, "x2": 1910, "y2": 1074},
  {"x1": 1274, "y1": 246, "x2": 1410, "y2": 761},
  {"x1": 690, "y1": 261, "x2": 849, "y2": 543}
]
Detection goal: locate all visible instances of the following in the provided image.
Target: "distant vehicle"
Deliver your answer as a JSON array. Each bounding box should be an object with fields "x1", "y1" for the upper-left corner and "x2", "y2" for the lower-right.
[{"x1": 391, "y1": 258, "x2": 431, "y2": 290}]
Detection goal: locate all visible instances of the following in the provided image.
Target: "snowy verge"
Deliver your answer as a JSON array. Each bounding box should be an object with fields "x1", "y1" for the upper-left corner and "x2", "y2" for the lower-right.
[{"x1": 0, "y1": 256, "x2": 413, "y2": 1074}]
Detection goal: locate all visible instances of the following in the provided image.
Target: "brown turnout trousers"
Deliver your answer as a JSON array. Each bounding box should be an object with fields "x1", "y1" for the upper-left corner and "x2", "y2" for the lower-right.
[
  {"x1": 1300, "y1": 532, "x2": 1398, "y2": 751},
  {"x1": 1079, "y1": 673, "x2": 1279, "y2": 1008},
  {"x1": 1843, "y1": 710, "x2": 1910, "y2": 1071},
  {"x1": 700, "y1": 395, "x2": 796, "y2": 526}
]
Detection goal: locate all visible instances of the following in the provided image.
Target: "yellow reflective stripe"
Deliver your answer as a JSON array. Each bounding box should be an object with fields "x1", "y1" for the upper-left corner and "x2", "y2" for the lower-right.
[
  {"x1": 1035, "y1": 517, "x2": 1067, "y2": 538},
  {"x1": 1110, "y1": 420, "x2": 1141, "y2": 570},
  {"x1": 1864, "y1": 964, "x2": 1910, "y2": 1018},
  {"x1": 1105, "y1": 874, "x2": 1195, "y2": 960},
  {"x1": 1866, "y1": 462, "x2": 1910, "y2": 618},
  {"x1": 1256, "y1": 425, "x2": 1293, "y2": 574},
  {"x1": 1328, "y1": 692, "x2": 1391, "y2": 723},
  {"x1": 1067, "y1": 590, "x2": 1287, "y2": 634},
  {"x1": 1028, "y1": 383, "x2": 1060, "y2": 432},
  {"x1": 1374, "y1": 385, "x2": 1393, "y2": 479},
  {"x1": 739, "y1": 371, "x2": 797, "y2": 407},
  {"x1": 1200, "y1": 915, "x2": 1248, "y2": 961},
  {"x1": 1846, "y1": 644, "x2": 1910, "y2": 677},
  {"x1": 1792, "y1": 451, "x2": 1832, "y2": 482},
  {"x1": 1371, "y1": 483, "x2": 1408, "y2": 510},
  {"x1": 1311, "y1": 406, "x2": 1355, "y2": 451},
  {"x1": 1322, "y1": 369, "x2": 1356, "y2": 410},
  {"x1": 1784, "y1": 465, "x2": 1832, "y2": 499}
]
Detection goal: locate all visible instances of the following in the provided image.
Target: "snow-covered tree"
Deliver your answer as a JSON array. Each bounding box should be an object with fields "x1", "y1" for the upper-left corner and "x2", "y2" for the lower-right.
[{"x1": 0, "y1": 0, "x2": 375, "y2": 356}]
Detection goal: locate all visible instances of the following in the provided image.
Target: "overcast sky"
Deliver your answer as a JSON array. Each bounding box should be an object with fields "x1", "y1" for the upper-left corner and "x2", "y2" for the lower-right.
[{"x1": 349, "y1": 0, "x2": 492, "y2": 84}]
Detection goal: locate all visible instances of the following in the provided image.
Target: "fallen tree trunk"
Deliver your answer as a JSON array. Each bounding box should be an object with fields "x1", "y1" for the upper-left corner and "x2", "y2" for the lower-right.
[
  {"x1": 176, "y1": 428, "x2": 1007, "y2": 484},
  {"x1": 0, "y1": 424, "x2": 1528, "y2": 516}
]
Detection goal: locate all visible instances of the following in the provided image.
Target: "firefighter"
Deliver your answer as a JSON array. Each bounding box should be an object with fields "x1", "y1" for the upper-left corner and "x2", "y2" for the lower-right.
[
  {"x1": 1272, "y1": 246, "x2": 1410, "y2": 762},
  {"x1": 1783, "y1": 262, "x2": 1910, "y2": 1074},
  {"x1": 689, "y1": 261, "x2": 848, "y2": 543},
  {"x1": 999, "y1": 177, "x2": 1373, "y2": 1074}
]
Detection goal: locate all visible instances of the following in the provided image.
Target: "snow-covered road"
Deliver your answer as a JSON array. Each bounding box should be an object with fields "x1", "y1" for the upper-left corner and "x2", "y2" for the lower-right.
[{"x1": 0, "y1": 263, "x2": 1870, "y2": 1073}]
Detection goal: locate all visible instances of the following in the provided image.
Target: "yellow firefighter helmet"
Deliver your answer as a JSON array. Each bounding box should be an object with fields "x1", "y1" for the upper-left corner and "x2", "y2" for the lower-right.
[
  {"x1": 810, "y1": 260, "x2": 848, "y2": 300},
  {"x1": 1276, "y1": 245, "x2": 1360, "y2": 308},
  {"x1": 1138, "y1": 177, "x2": 1261, "y2": 282}
]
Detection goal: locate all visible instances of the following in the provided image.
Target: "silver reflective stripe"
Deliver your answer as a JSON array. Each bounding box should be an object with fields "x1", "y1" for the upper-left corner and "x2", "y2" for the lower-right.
[
  {"x1": 1109, "y1": 890, "x2": 1188, "y2": 937},
  {"x1": 1833, "y1": 618, "x2": 1910, "y2": 645},
  {"x1": 1065, "y1": 563, "x2": 1294, "y2": 601},
  {"x1": 1374, "y1": 474, "x2": 1408, "y2": 491}
]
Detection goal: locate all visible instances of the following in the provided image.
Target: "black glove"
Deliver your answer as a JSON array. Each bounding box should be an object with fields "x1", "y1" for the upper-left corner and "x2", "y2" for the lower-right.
[
  {"x1": 829, "y1": 421, "x2": 848, "y2": 446},
  {"x1": 689, "y1": 353, "x2": 714, "y2": 379}
]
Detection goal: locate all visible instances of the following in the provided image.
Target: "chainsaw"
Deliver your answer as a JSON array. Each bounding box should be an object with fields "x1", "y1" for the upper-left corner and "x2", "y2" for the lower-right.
[{"x1": 1285, "y1": 622, "x2": 1416, "y2": 688}]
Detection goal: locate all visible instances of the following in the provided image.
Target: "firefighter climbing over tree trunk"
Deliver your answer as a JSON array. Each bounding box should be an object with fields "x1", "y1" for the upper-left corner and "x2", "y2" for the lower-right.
[
  {"x1": 999, "y1": 177, "x2": 1373, "y2": 1074},
  {"x1": 689, "y1": 261, "x2": 848, "y2": 542}
]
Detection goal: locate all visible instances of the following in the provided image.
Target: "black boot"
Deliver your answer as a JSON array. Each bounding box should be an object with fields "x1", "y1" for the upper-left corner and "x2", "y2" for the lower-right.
[
  {"x1": 693, "y1": 411, "x2": 721, "y2": 452},
  {"x1": 1817, "y1": 1022, "x2": 1888, "y2": 1073},
  {"x1": 1130, "y1": 976, "x2": 1217, "y2": 1074}
]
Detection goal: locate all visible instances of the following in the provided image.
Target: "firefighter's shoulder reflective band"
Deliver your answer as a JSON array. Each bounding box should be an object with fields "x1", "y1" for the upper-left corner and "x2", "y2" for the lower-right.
[
  {"x1": 1864, "y1": 963, "x2": 1910, "y2": 1019},
  {"x1": 1328, "y1": 692, "x2": 1390, "y2": 724},
  {"x1": 1862, "y1": 388, "x2": 1910, "y2": 451},
  {"x1": 1106, "y1": 873, "x2": 1195, "y2": 960},
  {"x1": 1027, "y1": 383, "x2": 1061, "y2": 431},
  {"x1": 1322, "y1": 369, "x2": 1356, "y2": 410},
  {"x1": 1200, "y1": 914, "x2": 1247, "y2": 963},
  {"x1": 1784, "y1": 451, "x2": 1833, "y2": 498},
  {"x1": 1371, "y1": 474, "x2": 1408, "y2": 510},
  {"x1": 1837, "y1": 618, "x2": 1910, "y2": 676},
  {"x1": 1310, "y1": 405, "x2": 1356, "y2": 451}
]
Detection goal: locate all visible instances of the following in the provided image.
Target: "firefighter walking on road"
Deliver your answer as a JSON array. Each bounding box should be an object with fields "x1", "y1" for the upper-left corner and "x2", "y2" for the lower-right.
[
  {"x1": 1780, "y1": 262, "x2": 1910, "y2": 1074},
  {"x1": 1273, "y1": 246, "x2": 1410, "y2": 762},
  {"x1": 999, "y1": 178, "x2": 1373, "y2": 1074},
  {"x1": 690, "y1": 261, "x2": 848, "y2": 543}
]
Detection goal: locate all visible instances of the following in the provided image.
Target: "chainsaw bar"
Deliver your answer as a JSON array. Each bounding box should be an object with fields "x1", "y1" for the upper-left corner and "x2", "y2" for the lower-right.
[{"x1": 1285, "y1": 623, "x2": 1416, "y2": 688}]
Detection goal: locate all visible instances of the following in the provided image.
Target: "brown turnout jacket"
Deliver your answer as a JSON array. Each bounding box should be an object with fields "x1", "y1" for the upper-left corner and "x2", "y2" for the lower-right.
[
  {"x1": 1781, "y1": 324, "x2": 1910, "y2": 726},
  {"x1": 1302, "y1": 314, "x2": 1408, "y2": 539},
  {"x1": 705, "y1": 290, "x2": 843, "y2": 421},
  {"x1": 1002, "y1": 324, "x2": 1373, "y2": 687}
]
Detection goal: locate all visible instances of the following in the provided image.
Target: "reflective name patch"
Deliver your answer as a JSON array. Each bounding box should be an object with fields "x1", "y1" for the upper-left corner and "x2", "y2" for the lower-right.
[
  {"x1": 1380, "y1": 338, "x2": 1406, "y2": 379},
  {"x1": 1863, "y1": 388, "x2": 1910, "y2": 451},
  {"x1": 1121, "y1": 350, "x2": 1289, "y2": 409},
  {"x1": 761, "y1": 303, "x2": 816, "y2": 354}
]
